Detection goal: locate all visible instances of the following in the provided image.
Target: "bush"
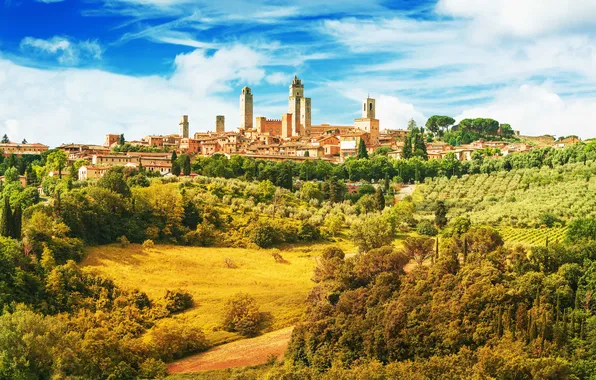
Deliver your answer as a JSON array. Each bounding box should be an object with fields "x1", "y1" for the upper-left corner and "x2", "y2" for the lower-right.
[
  {"x1": 298, "y1": 222, "x2": 321, "y2": 242},
  {"x1": 417, "y1": 220, "x2": 438, "y2": 236},
  {"x1": 162, "y1": 289, "x2": 194, "y2": 314},
  {"x1": 350, "y1": 215, "x2": 394, "y2": 253},
  {"x1": 142, "y1": 239, "x2": 155, "y2": 249},
  {"x1": 251, "y1": 223, "x2": 279, "y2": 248},
  {"x1": 119, "y1": 235, "x2": 130, "y2": 248},
  {"x1": 184, "y1": 223, "x2": 215, "y2": 246},
  {"x1": 138, "y1": 358, "x2": 168, "y2": 379},
  {"x1": 145, "y1": 319, "x2": 208, "y2": 361},
  {"x1": 222, "y1": 293, "x2": 261, "y2": 337}
]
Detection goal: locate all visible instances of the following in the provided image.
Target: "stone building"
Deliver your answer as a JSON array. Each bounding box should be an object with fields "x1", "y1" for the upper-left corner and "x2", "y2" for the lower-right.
[{"x1": 240, "y1": 86, "x2": 253, "y2": 130}]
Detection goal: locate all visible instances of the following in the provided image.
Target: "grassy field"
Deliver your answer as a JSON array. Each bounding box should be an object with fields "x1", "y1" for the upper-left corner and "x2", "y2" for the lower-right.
[{"x1": 82, "y1": 242, "x2": 351, "y2": 345}]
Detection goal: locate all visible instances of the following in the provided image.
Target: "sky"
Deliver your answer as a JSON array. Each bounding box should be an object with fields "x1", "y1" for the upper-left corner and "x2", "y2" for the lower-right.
[{"x1": 1, "y1": 0, "x2": 595, "y2": 147}]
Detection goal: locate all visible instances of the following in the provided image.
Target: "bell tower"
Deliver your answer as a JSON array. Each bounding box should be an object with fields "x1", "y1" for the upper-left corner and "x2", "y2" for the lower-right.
[
  {"x1": 362, "y1": 96, "x2": 376, "y2": 119},
  {"x1": 179, "y1": 115, "x2": 189, "y2": 138}
]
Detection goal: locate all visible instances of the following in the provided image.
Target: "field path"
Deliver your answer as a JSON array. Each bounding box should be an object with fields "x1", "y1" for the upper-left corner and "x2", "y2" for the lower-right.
[{"x1": 168, "y1": 327, "x2": 294, "y2": 373}]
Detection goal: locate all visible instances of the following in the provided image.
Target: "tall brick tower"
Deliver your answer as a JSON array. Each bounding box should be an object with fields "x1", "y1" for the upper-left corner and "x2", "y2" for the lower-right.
[
  {"x1": 288, "y1": 76, "x2": 311, "y2": 136},
  {"x1": 179, "y1": 115, "x2": 189, "y2": 138},
  {"x1": 216, "y1": 115, "x2": 225, "y2": 134},
  {"x1": 240, "y1": 86, "x2": 253, "y2": 130}
]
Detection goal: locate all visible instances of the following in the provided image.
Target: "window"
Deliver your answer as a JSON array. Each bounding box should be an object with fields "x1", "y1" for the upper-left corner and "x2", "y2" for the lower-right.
[{"x1": 369, "y1": 103, "x2": 373, "y2": 111}]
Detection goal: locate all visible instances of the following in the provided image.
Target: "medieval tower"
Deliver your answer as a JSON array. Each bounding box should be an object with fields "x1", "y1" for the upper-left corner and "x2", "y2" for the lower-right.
[
  {"x1": 216, "y1": 115, "x2": 225, "y2": 134},
  {"x1": 240, "y1": 86, "x2": 253, "y2": 130},
  {"x1": 355, "y1": 96, "x2": 380, "y2": 145},
  {"x1": 179, "y1": 115, "x2": 189, "y2": 138},
  {"x1": 288, "y1": 76, "x2": 311, "y2": 136},
  {"x1": 362, "y1": 96, "x2": 376, "y2": 119}
]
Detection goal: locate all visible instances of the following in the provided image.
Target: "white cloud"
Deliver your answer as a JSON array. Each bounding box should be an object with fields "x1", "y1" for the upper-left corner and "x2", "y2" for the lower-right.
[
  {"x1": 20, "y1": 36, "x2": 102, "y2": 65},
  {"x1": 265, "y1": 72, "x2": 291, "y2": 85},
  {"x1": 377, "y1": 95, "x2": 425, "y2": 131},
  {"x1": 0, "y1": 45, "x2": 266, "y2": 146},
  {"x1": 436, "y1": 0, "x2": 596, "y2": 38},
  {"x1": 454, "y1": 84, "x2": 596, "y2": 139}
]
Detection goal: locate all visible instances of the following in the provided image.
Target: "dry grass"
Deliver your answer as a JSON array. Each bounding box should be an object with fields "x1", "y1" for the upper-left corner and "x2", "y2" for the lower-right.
[{"x1": 82, "y1": 241, "x2": 352, "y2": 345}]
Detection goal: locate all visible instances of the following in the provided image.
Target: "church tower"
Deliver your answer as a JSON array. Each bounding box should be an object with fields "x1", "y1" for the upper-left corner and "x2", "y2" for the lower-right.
[
  {"x1": 362, "y1": 96, "x2": 376, "y2": 119},
  {"x1": 288, "y1": 76, "x2": 311, "y2": 136},
  {"x1": 179, "y1": 115, "x2": 189, "y2": 138},
  {"x1": 240, "y1": 86, "x2": 253, "y2": 130},
  {"x1": 354, "y1": 96, "x2": 379, "y2": 146}
]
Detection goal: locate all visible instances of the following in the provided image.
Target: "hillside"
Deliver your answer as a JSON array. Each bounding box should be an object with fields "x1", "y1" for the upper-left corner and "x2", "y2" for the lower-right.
[
  {"x1": 82, "y1": 243, "x2": 332, "y2": 345},
  {"x1": 417, "y1": 160, "x2": 596, "y2": 227}
]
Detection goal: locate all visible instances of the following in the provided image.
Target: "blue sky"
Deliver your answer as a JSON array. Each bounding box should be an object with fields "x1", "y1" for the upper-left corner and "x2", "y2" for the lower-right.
[{"x1": 1, "y1": 0, "x2": 596, "y2": 146}]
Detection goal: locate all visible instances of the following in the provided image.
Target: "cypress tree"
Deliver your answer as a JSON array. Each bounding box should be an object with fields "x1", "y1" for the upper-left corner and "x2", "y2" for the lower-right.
[
  {"x1": 435, "y1": 236, "x2": 439, "y2": 262},
  {"x1": 357, "y1": 139, "x2": 368, "y2": 159},
  {"x1": 13, "y1": 203, "x2": 21, "y2": 240},
  {"x1": 463, "y1": 236, "x2": 468, "y2": 263},
  {"x1": 172, "y1": 160, "x2": 181, "y2": 176},
  {"x1": 171, "y1": 151, "x2": 178, "y2": 163},
  {"x1": 182, "y1": 155, "x2": 191, "y2": 176},
  {"x1": 374, "y1": 187, "x2": 385, "y2": 211},
  {"x1": 1, "y1": 197, "x2": 13, "y2": 238},
  {"x1": 402, "y1": 134, "x2": 412, "y2": 159}
]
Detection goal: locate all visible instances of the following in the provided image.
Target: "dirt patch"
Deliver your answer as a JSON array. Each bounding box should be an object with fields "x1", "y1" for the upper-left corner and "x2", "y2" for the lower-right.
[{"x1": 168, "y1": 327, "x2": 294, "y2": 373}]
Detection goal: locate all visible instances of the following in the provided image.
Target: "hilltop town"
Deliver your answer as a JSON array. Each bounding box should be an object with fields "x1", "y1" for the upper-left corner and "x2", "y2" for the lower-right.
[{"x1": 0, "y1": 76, "x2": 584, "y2": 180}]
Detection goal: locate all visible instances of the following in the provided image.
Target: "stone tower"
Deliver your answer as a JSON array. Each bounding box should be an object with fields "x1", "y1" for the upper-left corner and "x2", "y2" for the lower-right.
[
  {"x1": 216, "y1": 115, "x2": 225, "y2": 134},
  {"x1": 355, "y1": 96, "x2": 379, "y2": 146},
  {"x1": 288, "y1": 76, "x2": 311, "y2": 136},
  {"x1": 179, "y1": 115, "x2": 189, "y2": 138},
  {"x1": 240, "y1": 86, "x2": 253, "y2": 130},
  {"x1": 362, "y1": 97, "x2": 376, "y2": 119}
]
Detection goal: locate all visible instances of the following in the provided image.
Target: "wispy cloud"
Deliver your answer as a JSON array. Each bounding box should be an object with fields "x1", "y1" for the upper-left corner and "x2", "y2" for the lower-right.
[{"x1": 20, "y1": 36, "x2": 102, "y2": 65}]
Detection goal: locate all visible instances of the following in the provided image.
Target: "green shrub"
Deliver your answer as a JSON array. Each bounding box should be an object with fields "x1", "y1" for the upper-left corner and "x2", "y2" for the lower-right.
[
  {"x1": 142, "y1": 239, "x2": 155, "y2": 249},
  {"x1": 251, "y1": 223, "x2": 279, "y2": 248},
  {"x1": 222, "y1": 293, "x2": 261, "y2": 337},
  {"x1": 119, "y1": 235, "x2": 130, "y2": 248},
  {"x1": 162, "y1": 289, "x2": 194, "y2": 314},
  {"x1": 417, "y1": 220, "x2": 438, "y2": 236}
]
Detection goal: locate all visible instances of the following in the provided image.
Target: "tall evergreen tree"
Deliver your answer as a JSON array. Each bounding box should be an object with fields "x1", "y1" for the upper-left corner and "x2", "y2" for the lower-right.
[
  {"x1": 413, "y1": 132, "x2": 428, "y2": 160},
  {"x1": 171, "y1": 151, "x2": 178, "y2": 163},
  {"x1": 357, "y1": 139, "x2": 368, "y2": 159},
  {"x1": 13, "y1": 203, "x2": 22, "y2": 240},
  {"x1": 181, "y1": 155, "x2": 191, "y2": 176},
  {"x1": 1, "y1": 134, "x2": 9, "y2": 143},
  {"x1": 374, "y1": 187, "x2": 385, "y2": 211},
  {"x1": 435, "y1": 200, "x2": 448, "y2": 228},
  {"x1": 402, "y1": 134, "x2": 412, "y2": 159},
  {"x1": 171, "y1": 160, "x2": 181, "y2": 176},
  {"x1": 1, "y1": 197, "x2": 13, "y2": 238},
  {"x1": 119, "y1": 134, "x2": 125, "y2": 145}
]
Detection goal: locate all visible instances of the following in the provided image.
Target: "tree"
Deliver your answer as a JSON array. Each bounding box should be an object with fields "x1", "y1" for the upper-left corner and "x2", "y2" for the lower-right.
[
  {"x1": 1, "y1": 134, "x2": 8, "y2": 143},
  {"x1": 413, "y1": 132, "x2": 428, "y2": 160},
  {"x1": 374, "y1": 187, "x2": 385, "y2": 211},
  {"x1": 171, "y1": 160, "x2": 181, "y2": 176},
  {"x1": 12, "y1": 204, "x2": 21, "y2": 240},
  {"x1": 171, "y1": 151, "x2": 178, "y2": 163},
  {"x1": 350, "y1": 215, "x2": 394, "y2": 253},
  {"x1": 45, "y1": 150, "x2": 68, "y2": 179},
  {"x1": 97, "y1": 167, "x2": 131, "y2": 197},
  {"x1": 435, "y1": 200, "x2": 448, "y2": 228},
  {"x1": 402, "y1": 236, "x2": 434, "y2": 266},
  {"x1": 357, "y1": 139, "x2": 369, "y2": 159},
  {"x1": 402, "y1": 134, "x2": 412, "y2": 159},
  {"x1": 119, "y1": 134, "x2": 125, "y2": 145},
  {"x1": 222, "y1": 293, "x2": 261, "y2": 337},
  {"x1": 3, "y1": 167, "x2": 18, "y2": 183},
  {"x1": 21, "y1": 139, "x2": 28, "y2": 144},
  {"x1": 407, "y1": 118, "x2": 417, "y2": 130},
  {"x1": 180, "y1": 155, "x2": 191, "y2": 176},
  {"x1": 0, "y1": 197, "x2": 13, "y2": 238}
]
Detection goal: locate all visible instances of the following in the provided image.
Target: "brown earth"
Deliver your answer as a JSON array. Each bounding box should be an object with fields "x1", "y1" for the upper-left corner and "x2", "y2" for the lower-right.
[{"x1": 168, "y1": 327, "x2": 294, "y2": 373}]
